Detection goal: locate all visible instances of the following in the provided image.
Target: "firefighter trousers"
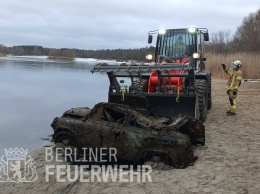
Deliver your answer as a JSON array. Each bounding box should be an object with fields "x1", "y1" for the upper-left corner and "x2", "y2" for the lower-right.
[{"x1": 227, "y1": 90, "x2": 237, "y2": 112}]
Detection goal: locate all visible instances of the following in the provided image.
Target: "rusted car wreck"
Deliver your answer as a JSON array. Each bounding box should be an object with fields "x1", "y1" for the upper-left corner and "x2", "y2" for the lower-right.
[{"x1": 51, "y1": 102, "x2": 205, "y2": 168}]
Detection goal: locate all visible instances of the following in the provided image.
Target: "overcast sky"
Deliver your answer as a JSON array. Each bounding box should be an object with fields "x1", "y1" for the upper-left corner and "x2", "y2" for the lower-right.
[{"x1": 1, "y1": 0, "x2": 259, "y2": 50}]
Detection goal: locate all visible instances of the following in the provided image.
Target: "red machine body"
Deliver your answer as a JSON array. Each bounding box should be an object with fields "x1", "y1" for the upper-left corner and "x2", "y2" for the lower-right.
[{"x1": 148, "y1": 69, "x2": 184, "y2": 93}]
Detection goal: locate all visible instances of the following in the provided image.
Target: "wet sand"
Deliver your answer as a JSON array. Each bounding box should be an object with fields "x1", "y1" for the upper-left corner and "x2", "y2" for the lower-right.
[{"x1": 1, "y1": 79, "x2": 260, "y2": 194}]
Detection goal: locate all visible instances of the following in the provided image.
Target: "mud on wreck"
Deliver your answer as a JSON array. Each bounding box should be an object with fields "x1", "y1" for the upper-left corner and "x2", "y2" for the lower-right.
[{"x1": 51, "y1": 102, "x2": 205, "y2": 168}]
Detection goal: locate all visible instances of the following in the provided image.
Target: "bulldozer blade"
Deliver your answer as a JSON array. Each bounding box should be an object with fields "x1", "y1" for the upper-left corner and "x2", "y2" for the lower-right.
[
  {"x1": 109, "y1": 93, "x2": 198, "y2": 119},
  {"x1": 109, "y1": 94, "x2": 148, "y2": 110},
  {"x1": 146, "y1": 95, "x2": 198, "y2": 119}
]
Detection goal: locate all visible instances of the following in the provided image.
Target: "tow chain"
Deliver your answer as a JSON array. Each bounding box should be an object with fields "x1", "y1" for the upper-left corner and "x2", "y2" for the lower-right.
[
  {"x1": 121, "y1": 85, "x2": 125, "y2": 101},
  {"x1": 176, "y1": 87, "x2": 180, "y2": 102}
]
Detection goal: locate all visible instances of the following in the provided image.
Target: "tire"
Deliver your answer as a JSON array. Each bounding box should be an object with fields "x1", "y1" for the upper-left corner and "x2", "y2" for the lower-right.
[
  {"x1": 133, "y1": 79, "x2": 148, "y2": 92},
  {"x1": 175, "y1": 147, "x2": 197, "y2": 168},
  {"x1": 53, "y1": 130, "x2": 76, "y2": 147},
  {"x1": 208, "y1": 77, "x2": 212, "y2": 109},
  {"x1": 196, "y1": 79, "x2": 208, "y2": 122},
  {"x1": 53, "y1": 130, "x2": 81, "y2": 162}
]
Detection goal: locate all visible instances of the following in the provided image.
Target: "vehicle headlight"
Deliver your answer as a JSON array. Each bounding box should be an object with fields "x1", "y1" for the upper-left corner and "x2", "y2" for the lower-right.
[
  {"x1": 193, "y1": 53, "x2": 200, "y2": 59},
  {"x1": 188, "y1": 27, "x2": 196, "y2": 33},
  {"x1": 176, "y1": 139, "x2": 188, "y2": 146},
  {"x1": 146, "y1": 54, "x2": 153, "y2": 60},
  {"x1": 158, "y1": 29, "x2": 166, "y2": 34}
]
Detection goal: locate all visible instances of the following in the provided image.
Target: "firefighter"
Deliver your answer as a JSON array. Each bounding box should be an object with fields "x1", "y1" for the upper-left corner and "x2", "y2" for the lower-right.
[
  {"x1": 172, "y1": 36, "x2": 187, "y2": 57},
  {"x1": 221, "y1": 60, "x2": 243, "y2": 115}
]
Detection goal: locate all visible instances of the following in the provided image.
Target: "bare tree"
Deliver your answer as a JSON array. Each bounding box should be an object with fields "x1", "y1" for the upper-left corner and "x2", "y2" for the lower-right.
[
  {"x1": 49, "y1": 49, "x2": 61, "y2": 56},
  {"x1": 207, "y1": 30, "x2": 231, "y2": 53},
  {"x1": 62, "y1": 49, "x2": 76, "y2": 58},
  {"x1": 13, "y1": 46, "x2": 25, "y2": 55},
  {"x1": 0, "y1": 44, "x2": 7, "y2": 54},
  {"x1": 32, "y1": 46, "x2": 42, "y2": 56},
  {"x1": 233, "y1": 9, "x2": 260, "y2": 52},
  {"x1": 224, "y1": 30, "x2": 231, "y2": 45}
]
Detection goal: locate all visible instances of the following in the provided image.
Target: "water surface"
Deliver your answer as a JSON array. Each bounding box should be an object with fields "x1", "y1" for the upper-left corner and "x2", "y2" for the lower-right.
[{"x1": 0, "y1": 56, "x2": 110, "y2": 155}]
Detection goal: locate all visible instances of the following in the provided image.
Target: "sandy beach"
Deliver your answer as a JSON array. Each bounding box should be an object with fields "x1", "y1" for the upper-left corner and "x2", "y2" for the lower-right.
[{"x1": 1, "y1": 78, "x2": 260, "y2": 194}]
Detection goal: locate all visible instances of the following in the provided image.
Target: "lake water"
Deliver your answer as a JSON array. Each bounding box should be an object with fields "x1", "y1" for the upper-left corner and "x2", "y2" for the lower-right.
[{"x1": 0, "y1": 56, "x2": 112, "y2": 155}]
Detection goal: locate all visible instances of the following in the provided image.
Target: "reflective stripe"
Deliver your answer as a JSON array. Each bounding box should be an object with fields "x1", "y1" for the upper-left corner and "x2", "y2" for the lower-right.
[
  {"x1": 226, "y1": 70, "x2": 243, "y2": 90},
  {"x1": 230, "y1": 99, "x2": 237, "y2": 111},
  {"x1": 226, "y1": 73, "x2": 236, "y2": 90},
  {"x1": 226, "y1": 85, "x2": 231, "y2": 90},
  {"x1": 225, "y1": 68, "x2": 233, "y2": 75},
  {"x1": 231, "y1": 73, "x2": 236, "y2": 88},
  {"x1": 230, "y1": 104, "x2": 236, "y2": 111},
  {"x1": 236, "y1": 76, "x2": 242, "y2": 81}
]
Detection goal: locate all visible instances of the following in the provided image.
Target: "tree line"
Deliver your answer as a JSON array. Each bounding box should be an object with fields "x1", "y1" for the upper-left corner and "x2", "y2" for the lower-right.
[
  {"x1": 206, "y1": 8, "x2": 260, "y2": 53},
  {"x1": 1, "y1": 9, "x2": 259, "y2": 59},
  {"x1": 0, "y1": 44, "x2": 156, "y2": 61}
]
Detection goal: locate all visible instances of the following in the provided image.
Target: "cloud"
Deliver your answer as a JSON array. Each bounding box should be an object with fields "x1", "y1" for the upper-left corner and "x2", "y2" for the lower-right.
[{"x1": 0, "y1": 0, "x2": 259, "y2": 49}]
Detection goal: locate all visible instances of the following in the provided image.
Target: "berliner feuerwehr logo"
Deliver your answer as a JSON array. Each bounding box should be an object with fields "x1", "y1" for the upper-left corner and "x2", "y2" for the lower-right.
[{"x1": 0, "y1": 147, "x2": 37, "y2": 183}]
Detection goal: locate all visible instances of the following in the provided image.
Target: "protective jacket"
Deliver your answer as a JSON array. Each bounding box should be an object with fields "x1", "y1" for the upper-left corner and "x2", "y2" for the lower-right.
[{"x1": 224, "y1": 68, "x2": 243, "y2": 91}]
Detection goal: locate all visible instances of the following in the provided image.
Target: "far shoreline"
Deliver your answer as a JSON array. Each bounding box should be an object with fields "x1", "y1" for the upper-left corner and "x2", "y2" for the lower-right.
[{"x1": 47, "y1": 56, "x2": 75, "y2": 61}]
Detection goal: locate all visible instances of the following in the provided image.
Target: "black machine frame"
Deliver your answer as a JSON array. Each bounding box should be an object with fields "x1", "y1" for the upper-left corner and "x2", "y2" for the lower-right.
[
  {"x1": 92, "y1": 61, "x2": 200, "y2": 119},
  {"x1": 91, "y1": 27, "x2": 211, "y2": 121}
]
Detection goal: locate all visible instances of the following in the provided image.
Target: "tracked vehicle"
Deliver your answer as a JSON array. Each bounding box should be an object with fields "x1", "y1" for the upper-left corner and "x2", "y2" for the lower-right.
[{"x1": 92, "y1": 27, "x2": 212, "y2": 122}]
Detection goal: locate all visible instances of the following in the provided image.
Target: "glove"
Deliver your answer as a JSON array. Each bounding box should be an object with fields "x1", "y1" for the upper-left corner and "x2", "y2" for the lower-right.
[
  {"x1": 233, "y1": 90, "x2": 237, "y2": 95},
  {"x1": 221, "y1": 64, "x2": 226, "y2": 70}
]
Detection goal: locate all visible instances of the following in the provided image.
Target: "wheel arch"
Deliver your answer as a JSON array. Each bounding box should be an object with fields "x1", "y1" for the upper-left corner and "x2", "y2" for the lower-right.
[
  {"x1": 54, "y1": 127, "x2": 74, "y2": 136},
  {"x1": 195, "y1": 71, "x2": 211, "y2": 82},
  {"x1": 135, "y1": 150, "x2": 172, "y2": 165}
]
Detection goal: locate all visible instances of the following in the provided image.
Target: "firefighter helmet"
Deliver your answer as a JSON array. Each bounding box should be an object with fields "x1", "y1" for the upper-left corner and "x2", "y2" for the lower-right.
[{"x1": 232, "y1": 60, "x2": 242, "y2": 67}]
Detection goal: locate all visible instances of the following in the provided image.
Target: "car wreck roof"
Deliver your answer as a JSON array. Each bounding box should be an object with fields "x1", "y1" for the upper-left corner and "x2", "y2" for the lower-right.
[{"x1": 91, "y1": 63, "x2": 190, "y2": 73}]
